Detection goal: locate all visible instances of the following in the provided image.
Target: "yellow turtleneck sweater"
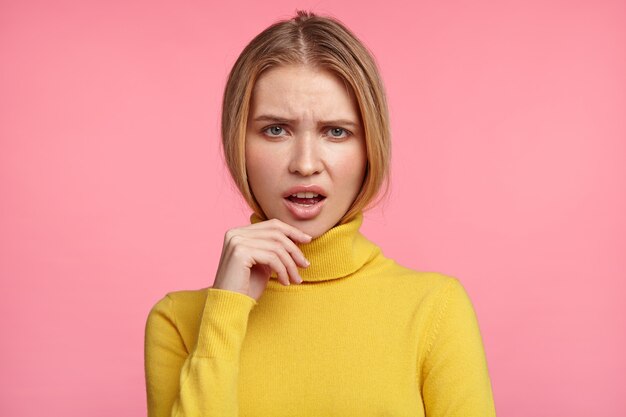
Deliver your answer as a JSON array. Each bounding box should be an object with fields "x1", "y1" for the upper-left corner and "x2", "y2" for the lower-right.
[{"x1": 144, "y1": 213, "x2": 496, "y2": 416}]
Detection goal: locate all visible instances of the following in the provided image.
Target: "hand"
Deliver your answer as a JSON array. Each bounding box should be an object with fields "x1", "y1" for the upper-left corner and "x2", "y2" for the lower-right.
[{"x1": 211, "y1": 218, "x2": 312, "y2": 301}]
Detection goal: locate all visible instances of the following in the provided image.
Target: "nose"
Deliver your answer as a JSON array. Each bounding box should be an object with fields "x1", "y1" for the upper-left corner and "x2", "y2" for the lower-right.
[{"x1": 288, "y1": 133, "x2": 324, "y2": 177}]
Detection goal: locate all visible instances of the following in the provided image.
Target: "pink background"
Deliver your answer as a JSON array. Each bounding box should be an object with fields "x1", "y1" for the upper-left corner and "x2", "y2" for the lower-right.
[{"x1": 1, "y1": 0, "x2": 625, "y2": 415}]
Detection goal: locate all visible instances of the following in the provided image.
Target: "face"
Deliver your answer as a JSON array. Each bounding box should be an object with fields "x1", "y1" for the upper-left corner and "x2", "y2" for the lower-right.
[{"x1": 245, "y1": 65, "x2": 367, "y2": 238}]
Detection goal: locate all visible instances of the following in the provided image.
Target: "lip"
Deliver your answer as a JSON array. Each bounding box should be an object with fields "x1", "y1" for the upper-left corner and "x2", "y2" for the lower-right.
[{"x1": 282, "y1": 184, "x2": 328, "y2": 220}]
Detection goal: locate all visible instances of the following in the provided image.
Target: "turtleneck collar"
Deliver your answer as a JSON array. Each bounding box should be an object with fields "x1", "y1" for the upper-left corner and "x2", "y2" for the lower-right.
[{"x1": 249, "y1": 212, "x2": 380, "y2": 282}]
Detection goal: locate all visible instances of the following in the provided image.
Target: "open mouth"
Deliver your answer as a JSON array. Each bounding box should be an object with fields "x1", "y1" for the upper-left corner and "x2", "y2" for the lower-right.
[
  {"x1": 285, "y1": 192, "x2": 327, "y2": 206},
  {"x1": 283, "y1": 191, "x2": 327, "y2": 220}
]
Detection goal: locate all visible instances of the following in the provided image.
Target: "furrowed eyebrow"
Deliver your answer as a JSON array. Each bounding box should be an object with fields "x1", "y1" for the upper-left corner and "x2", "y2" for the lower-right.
[
  {"x1": 253, "y1": 115, "x2": 293, "y2": 124},
  {"x1": 252, "y1": 114, "x2": 360, "y2": 129},
  {"x1": 323, "y1": 119, "x2": 360, "y2": 129}
]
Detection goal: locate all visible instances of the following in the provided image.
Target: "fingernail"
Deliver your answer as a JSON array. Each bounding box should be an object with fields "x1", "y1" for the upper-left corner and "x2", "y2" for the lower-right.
[{"x1": 304, "y1": 259, "x2": 310, "y2": 267}]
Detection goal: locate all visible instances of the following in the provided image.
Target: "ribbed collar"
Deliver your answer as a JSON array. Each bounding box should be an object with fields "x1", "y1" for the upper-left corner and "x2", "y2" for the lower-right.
[{"x1": 249, "y1": 212, "x2": 380, "y2": 282}]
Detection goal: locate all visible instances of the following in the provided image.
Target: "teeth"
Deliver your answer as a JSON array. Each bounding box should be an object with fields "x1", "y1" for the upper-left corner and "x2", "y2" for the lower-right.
[{"x1": 291, "y1": 192, "x2": 319, "y2": 198}]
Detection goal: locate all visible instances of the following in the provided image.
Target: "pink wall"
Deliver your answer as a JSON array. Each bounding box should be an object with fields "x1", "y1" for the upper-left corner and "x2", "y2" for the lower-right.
[{"x1": 1, "y1": 0, "x2": 625, "y2": 415}]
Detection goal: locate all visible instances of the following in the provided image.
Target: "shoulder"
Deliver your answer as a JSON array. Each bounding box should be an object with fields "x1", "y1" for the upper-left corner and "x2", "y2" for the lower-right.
[
  {"x1": 368, "y1": 254, "x2": 464, "y2": 300},
  {"x1": 374, "y1": 260, "x2": 484, "y2": 345},
  {"x1": 149, "y1": 287, "x2": 209, "y2": 316},
  {"x1": 368, "y1": 255, "x2": 481, "y2": 327},
  {"x1": 146, "y1": 288, "x2": 210, "y2": 345}
]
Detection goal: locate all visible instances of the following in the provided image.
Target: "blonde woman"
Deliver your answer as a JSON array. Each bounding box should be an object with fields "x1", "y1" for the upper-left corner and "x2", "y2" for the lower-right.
[{"x1": 145, "y1": 11, "x2": 496, "y2": 417}]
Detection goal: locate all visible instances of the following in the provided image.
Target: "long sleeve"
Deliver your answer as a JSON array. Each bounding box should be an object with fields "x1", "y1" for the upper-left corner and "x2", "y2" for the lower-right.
[
  {"x1": 145, "y1": 288, "x2": 257, "y2": 417},
  {"x1": 420, "y1": 278, "x2": 496, "y2": 417}
]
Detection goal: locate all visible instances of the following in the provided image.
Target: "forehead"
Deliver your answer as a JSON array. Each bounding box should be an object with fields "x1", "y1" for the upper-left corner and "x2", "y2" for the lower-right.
[{"x1": 249, "y1": 65, "x2": 360, "y2": 120}]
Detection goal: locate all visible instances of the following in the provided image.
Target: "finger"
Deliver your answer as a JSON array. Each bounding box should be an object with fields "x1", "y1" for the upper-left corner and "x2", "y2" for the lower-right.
[
  {"x1": 239, "y1": 223, "x2": 310, "y2": 267},
  {"x1": 270, "y1": 243, "x2": 304, "y2": 284},
  {"x1": 248, "y1": 218, "x2": 312, "y2": 243},
  {"x1": 266, "y1": 230, "x2": 309, "y2": 268},
  {"x1": 229, "y1": 242, "x2": 291, "y2": 286},
  {"x1": 245, "y1": 239, "x2": 303, "y2": 284},
  {"x1": 250, "y1": 249, "x2": 291, "y2": 286}
]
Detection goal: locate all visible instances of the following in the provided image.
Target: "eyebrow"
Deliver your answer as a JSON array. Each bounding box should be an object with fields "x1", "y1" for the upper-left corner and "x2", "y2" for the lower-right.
[{"x1": 252, "y1": 114, "x2": 360, "y2": 128}]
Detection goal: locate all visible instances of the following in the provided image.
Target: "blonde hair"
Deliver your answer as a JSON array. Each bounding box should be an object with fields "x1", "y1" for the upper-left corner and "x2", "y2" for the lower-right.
[{"x1": 221, "y1": 10, "x2": 391, "y2": 224}]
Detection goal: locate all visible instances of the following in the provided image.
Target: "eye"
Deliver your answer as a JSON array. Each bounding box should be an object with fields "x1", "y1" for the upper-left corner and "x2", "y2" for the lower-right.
[
  {"x1": 326, "y1": 127, "x2": 350, "y2": 139},
  {"x1": 263, "y1": 125, "x2": 286, "y2": 137}
]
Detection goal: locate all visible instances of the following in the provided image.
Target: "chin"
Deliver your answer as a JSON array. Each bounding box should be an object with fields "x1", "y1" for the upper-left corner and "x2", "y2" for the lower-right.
[
  {"x1": 273, "y1": 213, "x2": 332, "y2": 239},
  {"x1": 264, "y1": 201, "x2": 344, "y2": 239},
  {"x1": 299, "y1": 223, "x2": 327, "y2": 239}
]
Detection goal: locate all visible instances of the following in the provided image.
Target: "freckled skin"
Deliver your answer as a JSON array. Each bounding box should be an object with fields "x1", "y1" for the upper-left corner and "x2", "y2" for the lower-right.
[{"x1": 245, "y1": 65, "x2": 367, "y2": 238}]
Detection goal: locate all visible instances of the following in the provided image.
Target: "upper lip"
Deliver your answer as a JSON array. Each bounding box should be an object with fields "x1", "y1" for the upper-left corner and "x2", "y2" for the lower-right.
[{"x1": 282, "y1": 184, "x2": 328, "y2": 198}]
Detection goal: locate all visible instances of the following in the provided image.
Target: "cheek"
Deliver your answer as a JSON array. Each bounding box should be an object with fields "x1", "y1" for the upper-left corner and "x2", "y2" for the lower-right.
[
  {"x1": 350, "y1": 157, "x2": 368, "y2": 190},
  {"x1": 245, "y1": 145, "x2": 261, "y2": 179},
  {"x1": 332, "y1": 143, "x2": 367, "y2": 192},
  {"x1": 245, "y1": 143, "x2": 277, "y2": 197}
]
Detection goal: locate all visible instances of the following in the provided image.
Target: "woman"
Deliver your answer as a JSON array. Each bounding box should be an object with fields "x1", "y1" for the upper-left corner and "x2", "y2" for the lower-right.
[{"x1": 145, "y1": 11, "x2": 496, "y2": 417}]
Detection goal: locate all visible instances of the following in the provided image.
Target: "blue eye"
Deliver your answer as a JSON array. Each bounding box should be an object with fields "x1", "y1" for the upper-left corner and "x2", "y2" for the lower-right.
[
  {"x1": 327, "y1": 127, "x2": 349, "y2": 138},
  {"x1": 265, "y1": 126, "x2": 285, "y2": 136}
]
